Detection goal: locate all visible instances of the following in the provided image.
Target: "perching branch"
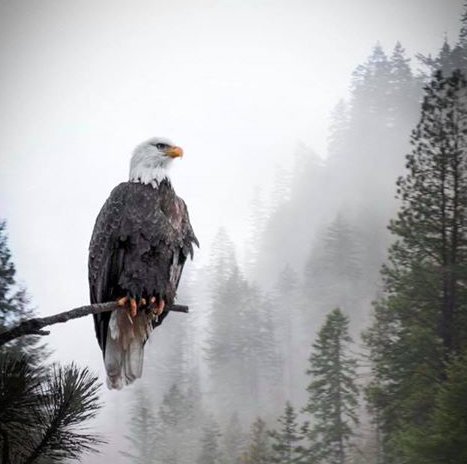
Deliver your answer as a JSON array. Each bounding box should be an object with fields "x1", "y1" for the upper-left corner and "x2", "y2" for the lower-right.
[{"x1": 0, "y1": 302, "x2": 189, "y2": 346}]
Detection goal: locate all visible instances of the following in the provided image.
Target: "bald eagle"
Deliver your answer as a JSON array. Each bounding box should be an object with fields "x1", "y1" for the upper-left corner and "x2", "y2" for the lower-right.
[{"x1": 88, "y1": 138, "x2": 198, "y2": 389}]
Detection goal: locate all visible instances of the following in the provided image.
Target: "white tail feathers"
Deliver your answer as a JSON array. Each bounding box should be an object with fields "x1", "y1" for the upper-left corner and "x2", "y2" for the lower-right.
[{"x1": 104, "y1": 309, "x2": 154, "y2": 389}]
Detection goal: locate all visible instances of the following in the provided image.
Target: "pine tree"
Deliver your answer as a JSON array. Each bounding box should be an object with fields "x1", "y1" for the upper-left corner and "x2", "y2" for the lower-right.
[
  {"x1": 351, "y1": 43, "x2": 391, "y2": 122},
  {"x1": 153, "y1": 384, "x2": 186, "y2": 464},
  {"x1": 0, "y1": 359, "x2": 103, "y2": 463},
  {"x1": 0, "y1": 220, "x2": 44, "y2": 361},
  {"x1": 222, "y1": 412, "x2": 246, "y2": 464},
  {"x1": 388, "y1": 42, "x2": 420, "y2": 132},
  {"x1": 364, "y1": 70, "x2": 467, "y2": 463},
  {"x1": 197, "y1": 415, "x2": 222, "y2": 464},
  {"x1": 0, "y1": 220, "x2": 15, "y2": 319},
  {"x1": 205, "y1": 230, "x2": 281, "y2": 417},
  {"x1": 327, "y1": 99, "x2": 349, "y2": 166},
  {"x1": 302, "y1": 308, "x2": 359, "y2": 464},
  {"x1": 152, "y1": 381, "x2": 204, "y2": 464},
  {"x1": 342, "y1": 42, "x2": 420, "y2": 213},
  {"x1": 0, "y1": 220, "x2": 104, "y2": 463},
  {"x1": 121, "y1": 387, "x2": 156, "y2": 464},
  {"x1": 459, "y1": 3, "x2": 467, "y2": 60},
  {"x1": 244, "y1": 187, "x2": 268, "y2": 280},
  {"x1": 418, "y1": 38, "x2": 466, "y2": 77},
  {"x1": 268, "y1": 402, "x2": 303, "y2": 464},
  {"x1": 272, "y1": 264, "x2": 302, "y2": 397},
  {"x1": 240, "y1": 417, "x2": 271, "y2": 464},
  {"x1": 400, "y1": 352, "x2": 467, "y2": 464},
  {"x1": 304, "y1": 214, "x2": 362, "y2": 315}
]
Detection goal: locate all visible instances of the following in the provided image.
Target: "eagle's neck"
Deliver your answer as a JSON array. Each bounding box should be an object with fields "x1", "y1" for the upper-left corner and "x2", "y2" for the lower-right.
[{"x1": 129, "y1": 154, "x2": 172, "y2": 188}]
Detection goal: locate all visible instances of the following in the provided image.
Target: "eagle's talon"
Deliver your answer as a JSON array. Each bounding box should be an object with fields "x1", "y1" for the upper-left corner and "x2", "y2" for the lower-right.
[
  {"x1": 117, "y1": 296, "x2": 128, "y2": 307},
  {"x1": 154, "y1": 300, "x2": 165, "y2": 316},
  {"x1": 147, "y1": 296, "x2": 164, "y2": 316},
  {"x1": 130, "y1": 298, "x2": 137, "y2": 318}
]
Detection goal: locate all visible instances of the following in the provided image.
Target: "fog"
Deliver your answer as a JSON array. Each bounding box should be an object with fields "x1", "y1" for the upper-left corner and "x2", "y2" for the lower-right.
[{"x1": 0, "y1": 0, "x2": 465, "y2": 462}]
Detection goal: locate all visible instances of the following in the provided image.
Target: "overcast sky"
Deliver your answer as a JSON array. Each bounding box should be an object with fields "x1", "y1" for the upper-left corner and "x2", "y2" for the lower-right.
[{"x1": 0, "y1": 0, "x2": 465, "y2": 448}]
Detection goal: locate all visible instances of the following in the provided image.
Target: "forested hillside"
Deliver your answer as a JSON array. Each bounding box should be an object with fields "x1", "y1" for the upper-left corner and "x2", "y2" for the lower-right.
[{"x1": 117, "y1": 10, "x2": 467, "y2": 464}]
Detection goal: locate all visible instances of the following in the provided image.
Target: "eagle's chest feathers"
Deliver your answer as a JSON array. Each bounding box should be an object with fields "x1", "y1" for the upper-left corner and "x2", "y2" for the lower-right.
[
  {"x1": 154, "y1": 183, "x2": 183, "y2": 233},
  {"x1": 167, "y1": 200, "x2": 182, "y2": 230}
]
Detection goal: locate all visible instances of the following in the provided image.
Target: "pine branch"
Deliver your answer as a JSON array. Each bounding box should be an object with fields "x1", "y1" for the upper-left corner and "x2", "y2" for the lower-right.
[{"x1": 0, "y1": 302, "x2": 189, "y2": 346}]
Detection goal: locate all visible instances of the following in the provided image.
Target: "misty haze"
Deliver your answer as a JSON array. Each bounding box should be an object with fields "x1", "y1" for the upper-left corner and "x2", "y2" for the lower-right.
[{"x1": 1, "y1": 1, "x2": 467, "y2": 463}]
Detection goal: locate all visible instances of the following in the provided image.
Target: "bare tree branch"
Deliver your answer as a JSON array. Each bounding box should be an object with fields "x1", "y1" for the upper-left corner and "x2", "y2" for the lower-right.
[{"x1": 0, "y1": 302, "x2": 189, "y2": 346}]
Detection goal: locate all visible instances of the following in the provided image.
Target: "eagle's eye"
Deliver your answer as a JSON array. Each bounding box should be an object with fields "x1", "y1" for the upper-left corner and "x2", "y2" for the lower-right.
[{"x1": 155, "y1": 143, "x2": 169, "y2": 150}]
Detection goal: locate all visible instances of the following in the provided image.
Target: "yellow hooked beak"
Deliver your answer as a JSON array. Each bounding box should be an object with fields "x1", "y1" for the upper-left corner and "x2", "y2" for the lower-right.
[{"x1": 165, "y1": 146, "x2": 184, "y2": 158}]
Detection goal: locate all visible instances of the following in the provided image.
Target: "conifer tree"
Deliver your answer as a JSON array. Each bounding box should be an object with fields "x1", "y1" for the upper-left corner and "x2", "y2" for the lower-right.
[
  {"x1": 0, "y1": 359, "x2": 103, "y2": 463},
  {"x1": 197, "y1": 415, "x2": 222, "y2": 464},
  {"x1": 268, "y1": 402, "x2": 303, "y2": 464},
  {"x1": 240, "y1": 417, "x2": 271, "y2": 464},
  {"x1": 302, "y1": 308, "x2": 359, "y2": 464},
  {"x1": 351, "y1": 43, "x2": 391, "y2": 122},
  {"x1": 364, "y1": 70, "x2": 467, "y2": 463},
  {"x1": 388, "y1": 42, "x2": 420, "y2": 131},
  {"x1": 327, "y1": 99, "x2": 349, "y2": 167},
  {"x1": 222, "y1": 413, "x2": 246, "y2": 464},
  {"x1": 272, "y1": 264, "x2": 301, "y2": 396},
  {"x1": 150, "y1": 380, "x2": 204, "y2": 464},
  {"x1": 205, "y1": 230, "x2": 281, "y2": 416},
  {"x1": 0, "y1": 220, "x2": 44, "y2": 361},
  {"x1": 0, "y1": 221, "x2": 104, "y2": 463},
  {"x1": 304, "y1": 214, "x2": 362, "y2": 315},
  {"x1": 121, "y1": 388, "x2": 156, "y2": 464},
  {"x1": 244, "y1": 187, "x2": 268, "y2": 280},
  {"x1": 418, "y1": 39, "x2": 466, "y2": 77},
  {"x1": 401, "y1": 352, "x2": 467, "y2": 464}
]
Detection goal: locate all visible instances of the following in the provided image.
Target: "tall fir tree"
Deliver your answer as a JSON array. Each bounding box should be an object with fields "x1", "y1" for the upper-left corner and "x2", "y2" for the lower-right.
[
  {"x1": 364, "y1": 70, "x2": 467, "y2": 463},
  {"x1": 120, "y1": 387, "x2": 157, "y2": 464},
  {"x1": 401, "y1": 352, "x2": 467, "y2": 464},
  {"x1": 197, "y1": 415, "x2": 223, "y2": 464},
  {"x1": 222, "y1": 412, "x2": 246, "y2": 464},
  {"x1": 151, "y1": 381, "x2": 204, "y2": 464},
  {"x1": 418, "y1": 38, "x2": 466, "y2": 77},
  {"x1": 244, "y1": 186, "x2": 269, "y2": 281},
  {"x1": 240, "y1": 417, "x2": 271, "y2": 464},
  {"x1": 304, "y1": 214, "x2": 362, "y2": 319},
  {"x1": 268, "y1": 402, "x2": 303, "y2": 464},
  {"x1": 0, "y1": 220, "x2": 45, "y2": 361},
  {"x1": 388, "y1": 42, "x2": 421, "y2": 144},
  {"x1": 205, "y1": 230, "x2": 281, "y2": 418},
  {"x1": 302, "y1": 308, "x2": 359, "y2": 464}
]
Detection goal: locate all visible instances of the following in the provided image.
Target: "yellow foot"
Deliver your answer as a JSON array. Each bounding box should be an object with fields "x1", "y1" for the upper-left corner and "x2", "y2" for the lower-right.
[
  {"x1": 130, "y1": 298, "x2": 137, "y2": 318},
  {"x1": 155, "y1": 300, "x2": 165, "y2": 316},
  {"x1": 117, "y1": 296, "x2": 128, "y2": 307},
  {"x1": 116, "y1": 296, "x2": 138, "y2": 318},
  {"x1": 148, "y1": 297, "x2": 165, "y2": 316}
]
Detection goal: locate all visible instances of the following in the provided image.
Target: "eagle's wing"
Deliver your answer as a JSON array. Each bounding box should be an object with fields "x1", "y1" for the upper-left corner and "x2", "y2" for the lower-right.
[{"x1": 88, "y1": 181, "x2": 197, "y2": 354}]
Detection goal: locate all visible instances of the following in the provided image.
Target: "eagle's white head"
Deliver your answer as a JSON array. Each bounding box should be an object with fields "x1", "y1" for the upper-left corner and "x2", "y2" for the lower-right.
[{"x1": 129, "y1": 137, "x2": 183, "y2": 187}]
